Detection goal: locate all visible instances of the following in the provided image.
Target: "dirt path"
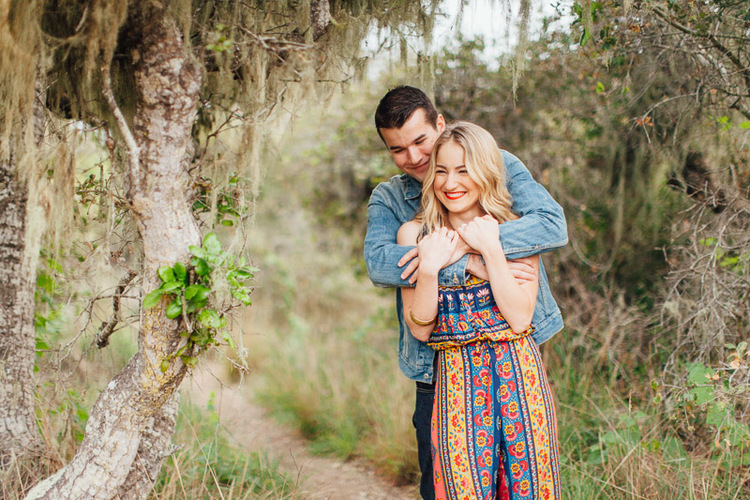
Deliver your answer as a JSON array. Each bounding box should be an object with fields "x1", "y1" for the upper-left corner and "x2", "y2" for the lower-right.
[{"x1": 184, "y1": 367, "x2": 420, "y2": 500}]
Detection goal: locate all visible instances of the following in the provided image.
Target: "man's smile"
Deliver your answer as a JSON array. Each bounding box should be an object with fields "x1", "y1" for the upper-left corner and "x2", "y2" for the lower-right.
[{"x1": 412, "y1": 160, "x2": 429, "y2": 172}]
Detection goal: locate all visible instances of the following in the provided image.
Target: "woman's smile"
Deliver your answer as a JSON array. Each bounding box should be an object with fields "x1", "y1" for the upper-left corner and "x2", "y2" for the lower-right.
[{"x1": 444, "y1": 191, "x2": 467, "y2": 200}]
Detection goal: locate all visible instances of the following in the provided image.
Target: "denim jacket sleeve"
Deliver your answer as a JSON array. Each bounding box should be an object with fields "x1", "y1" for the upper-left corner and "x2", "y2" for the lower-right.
[
  {"x1": 499, "y1": 151, "x2": 568, "y2": 258},
  {"x1": 364, "y1": 185, "x2": 415, "y2": 288}
]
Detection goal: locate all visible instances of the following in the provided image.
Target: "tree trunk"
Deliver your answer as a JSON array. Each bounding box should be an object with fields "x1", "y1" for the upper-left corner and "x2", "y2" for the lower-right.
[
  {"x1": 0, "y1": 151, "x2": 43, "y2": 466},
  {"x1": 25, "y1": 4, "x2": 202, "y2": 498},
  {"x1": 115, "y1": 394, "x2": 180, "y2": 499}
]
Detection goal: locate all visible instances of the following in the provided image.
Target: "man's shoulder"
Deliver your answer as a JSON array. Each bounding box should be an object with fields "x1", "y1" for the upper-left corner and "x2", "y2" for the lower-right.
[
  {"x1": 375, "y1": 173, "x2": 411, "y2": 190},
  {"x1": 370, "y1": 173, "x2": 412, "y2": 199},
  {"x1": 500, "y1": 149, "x2": 524, "y2": 169}
]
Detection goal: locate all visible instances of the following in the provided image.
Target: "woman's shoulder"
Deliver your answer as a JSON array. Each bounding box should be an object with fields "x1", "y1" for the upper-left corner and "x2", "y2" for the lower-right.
[{"x1": 397, "y1": 220, "x2": 421, "y2": 245}]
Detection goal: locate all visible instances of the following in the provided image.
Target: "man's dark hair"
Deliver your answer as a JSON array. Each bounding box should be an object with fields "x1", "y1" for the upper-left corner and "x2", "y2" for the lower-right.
[{"x1": 374, "y1": 86, "x2": 439, "y2": 140}]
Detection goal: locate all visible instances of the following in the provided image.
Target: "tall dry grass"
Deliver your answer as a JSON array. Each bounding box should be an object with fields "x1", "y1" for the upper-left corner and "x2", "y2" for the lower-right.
[{"x1": 151, "y1": 397, "x2": 297, "y2": 499}]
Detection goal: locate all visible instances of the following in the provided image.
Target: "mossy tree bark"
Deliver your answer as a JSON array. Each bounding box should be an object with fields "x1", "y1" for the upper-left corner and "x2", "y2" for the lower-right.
[
  {"x1": 25, "y1": 4, "x2": 202, "y2": 498},
  {"x1": 0, "y1": 151, "x2": 43, "y2": 466}
]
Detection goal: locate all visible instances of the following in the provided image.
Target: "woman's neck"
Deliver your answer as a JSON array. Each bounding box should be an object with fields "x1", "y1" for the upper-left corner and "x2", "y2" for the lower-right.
[{"x1": 447, "y1": 207, "x2": 485, "y2": 229}]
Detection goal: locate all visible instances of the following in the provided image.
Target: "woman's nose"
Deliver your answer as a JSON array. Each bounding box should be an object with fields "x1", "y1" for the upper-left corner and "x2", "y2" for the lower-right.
[{"x1": 445, "y1": 171, "x2": 458, "y2": 188}]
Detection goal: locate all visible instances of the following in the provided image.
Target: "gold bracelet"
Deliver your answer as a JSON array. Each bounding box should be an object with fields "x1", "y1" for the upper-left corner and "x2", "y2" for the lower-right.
[{"x1": 409, "y1": 309, "x2": 437, "y2": 326}]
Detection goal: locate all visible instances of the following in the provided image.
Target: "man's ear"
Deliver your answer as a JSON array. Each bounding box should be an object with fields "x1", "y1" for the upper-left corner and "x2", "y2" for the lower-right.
[{"x1": 436, "y1": 113, "x2": 446, "y2": 133}]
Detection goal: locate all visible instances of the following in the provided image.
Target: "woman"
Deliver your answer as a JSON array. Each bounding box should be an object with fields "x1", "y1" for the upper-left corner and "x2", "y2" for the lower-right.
[{"x1": 397, "y1": 122, "x2": 560, "y2": 499}]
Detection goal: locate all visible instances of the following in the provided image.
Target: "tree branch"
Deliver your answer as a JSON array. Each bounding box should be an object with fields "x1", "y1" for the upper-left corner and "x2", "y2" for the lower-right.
[
  {"x1": 310, "y1": 0, "x2": 331, "y2": 40},
  {"x1": 651, "y1": 5, "x2": 750, "y2": 91},
  {"x1": 101, "y1": 60, "x2": 141, "y2": 198},
  {"x1": 95, "y1": 270, "x2": 138, "y2": 348}
]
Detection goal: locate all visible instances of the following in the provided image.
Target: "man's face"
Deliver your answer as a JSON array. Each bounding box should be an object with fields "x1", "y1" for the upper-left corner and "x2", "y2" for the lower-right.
[{"x1": 379, "y1": 108, "x2": 446, "y2": 183}]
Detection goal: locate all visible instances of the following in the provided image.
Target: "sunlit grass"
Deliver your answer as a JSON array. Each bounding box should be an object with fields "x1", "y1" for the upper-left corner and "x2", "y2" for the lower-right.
[
  {"x1": 249, "y1": 300, "x2": 419, "y2": 484},
  {"x1": 152, "y1": 396, "x2": 297, "y2": 499}
]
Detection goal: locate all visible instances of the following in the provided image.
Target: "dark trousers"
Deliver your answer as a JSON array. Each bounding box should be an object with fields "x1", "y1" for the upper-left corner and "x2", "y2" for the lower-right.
[{"x1": 414, "y1": 381, "x2": 435, "y2": 500}]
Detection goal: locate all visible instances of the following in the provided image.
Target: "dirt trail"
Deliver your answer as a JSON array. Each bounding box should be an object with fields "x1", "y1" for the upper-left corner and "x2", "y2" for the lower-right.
[{"x1": 184, "y1": 368, "x2": 420, "y2": 500}]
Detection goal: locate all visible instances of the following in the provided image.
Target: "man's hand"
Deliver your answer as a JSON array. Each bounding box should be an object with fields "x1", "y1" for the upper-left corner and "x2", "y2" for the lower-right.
[
  {"x1": 398, "y1": 234, "x2": 473, "y2": 284},
  {"x1": 466, "y1": 254, "x2": 489, "y2": 281},
  {"x1": 398, "y1": 247, "x2": 420, "y2": 283},
  {"x1": 507, "y1": 257, "x2": 538, "y2": 283}
]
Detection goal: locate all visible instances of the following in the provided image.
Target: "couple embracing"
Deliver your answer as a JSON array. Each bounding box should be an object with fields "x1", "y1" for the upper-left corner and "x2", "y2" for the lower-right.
[{"x1": 364, "y1": 86, "x2": 566, "y2": 500}]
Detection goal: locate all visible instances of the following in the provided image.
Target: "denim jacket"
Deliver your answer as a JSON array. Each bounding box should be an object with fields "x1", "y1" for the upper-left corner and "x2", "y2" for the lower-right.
[{"x1": 364, "y1": 150, "x2": 568, "y2": 383}]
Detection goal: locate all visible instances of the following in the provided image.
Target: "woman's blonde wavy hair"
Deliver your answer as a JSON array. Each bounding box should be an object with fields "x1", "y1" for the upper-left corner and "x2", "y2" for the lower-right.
[{"x1": 419, "y1": 121, "x2": 517, "y2": 236}]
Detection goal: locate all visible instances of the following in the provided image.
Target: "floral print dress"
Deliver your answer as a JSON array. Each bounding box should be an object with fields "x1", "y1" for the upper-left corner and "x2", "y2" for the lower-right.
[{"x1": 429, "y1": 277, "x2": 560, "y2": 500}]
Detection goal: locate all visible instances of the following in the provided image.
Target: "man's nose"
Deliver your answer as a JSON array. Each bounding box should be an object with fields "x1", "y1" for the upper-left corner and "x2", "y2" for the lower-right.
[{"x1": 407, "y1": 147, "x2": 421, "y2": 164}]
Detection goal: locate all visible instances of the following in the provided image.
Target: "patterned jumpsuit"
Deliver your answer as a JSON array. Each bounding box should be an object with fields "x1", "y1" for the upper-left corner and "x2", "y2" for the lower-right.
[{"x1": 429, "y1": 277, "x2": 560, "y2": 500}]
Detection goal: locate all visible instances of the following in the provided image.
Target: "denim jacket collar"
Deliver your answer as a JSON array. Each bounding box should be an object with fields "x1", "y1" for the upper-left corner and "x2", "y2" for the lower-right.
[{"x1": 404, "y1": 175, "x2": 422, "y2": 201}]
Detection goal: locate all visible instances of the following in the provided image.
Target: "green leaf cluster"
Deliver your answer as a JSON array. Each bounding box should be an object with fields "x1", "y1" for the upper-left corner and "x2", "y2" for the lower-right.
[
  {"x1": 143, "y1": 232, "x2": 257, "y2": 370},
  {"x1": 191, "y1": 174, "x2": 248, "y2": 227},
  {"x1": 35, "y1": 254, "x2": 68, "y2": 371},
  {"x1": 584, "y1": 409, "x2": 687, "y2": 466},
  {"x1": 206, "y1": 23, "x2": 233, "y2": 53},
  {"x1": 681, "y1": 351, "x2": 750, "y2": 465},
  {"x1": 698, "y1": 237, "x2": 750, "y2": 274}
]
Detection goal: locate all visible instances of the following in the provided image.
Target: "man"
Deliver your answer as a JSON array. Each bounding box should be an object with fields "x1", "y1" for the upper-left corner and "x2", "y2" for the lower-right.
[{"x1": 364, "y1": 86, "x2": 567, "y2": 500}]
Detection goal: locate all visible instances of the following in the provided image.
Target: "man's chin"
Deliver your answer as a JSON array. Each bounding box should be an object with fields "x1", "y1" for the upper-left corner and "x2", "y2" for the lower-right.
[{"x1": 411, "y1": 165, "x2": 429, "y2": 182}]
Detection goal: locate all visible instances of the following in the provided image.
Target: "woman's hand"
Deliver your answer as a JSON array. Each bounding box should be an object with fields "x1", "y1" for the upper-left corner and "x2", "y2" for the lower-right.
[
  {"x1": 456, "y1": 215, "x2": 503, "y2": 257},
  {"x1": 417, "y1": 227, "x2": 460, "y2": 276}
]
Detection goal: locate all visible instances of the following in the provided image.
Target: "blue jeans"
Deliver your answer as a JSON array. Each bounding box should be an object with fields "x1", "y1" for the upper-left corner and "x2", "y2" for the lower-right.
[{"x1": 414, "y1": 381, "x2": 435, "y2": 500}]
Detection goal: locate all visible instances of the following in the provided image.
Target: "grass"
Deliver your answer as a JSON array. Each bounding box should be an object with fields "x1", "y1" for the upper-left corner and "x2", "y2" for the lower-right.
[
  {"x1": 248, "y1": 298, "x2": 419, "y2": 484},
  {"x1": 151, "y1": 395, "x2": 298, "y2": 499},
  {"x1": 548, "y1": 337, "x2": 750, "y2": 499}
]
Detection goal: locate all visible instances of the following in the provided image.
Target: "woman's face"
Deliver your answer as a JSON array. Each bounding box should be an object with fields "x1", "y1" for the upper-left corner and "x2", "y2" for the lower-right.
[{"x1": 433, "y1": 140, "x2": 483, "y2": 221}]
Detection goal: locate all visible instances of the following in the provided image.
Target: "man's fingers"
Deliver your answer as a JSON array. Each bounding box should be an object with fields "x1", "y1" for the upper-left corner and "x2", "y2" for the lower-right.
[
  {"x1": 398, "y1": 247, "x2": 419, "y2": 267},
  {"x1": 507, "y1": 259, "x2": 537, "y2": 283},
  {"x1": 509, "y1": 268, "x2": 535, "y2": 283},
  {"x1": 408, "y1": 268, "x2": 419, "y2": 285},
  {"x1": 507, "y1": 259, "x2": 536, "y2": 272},
  {"x1": 400, "y1": 256, "x2": 420, "y2": 281}
]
